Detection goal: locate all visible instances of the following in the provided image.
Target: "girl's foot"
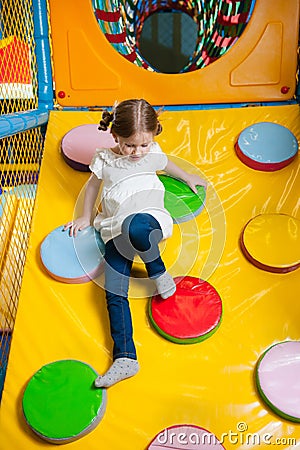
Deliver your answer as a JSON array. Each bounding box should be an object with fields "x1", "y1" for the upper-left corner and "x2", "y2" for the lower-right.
[
  {"x1": 94, "y1": 358, "x2": 139, "y2": 388},
  {"x1": 154, "y1": 271, "x2": 176, "y2": 299}
]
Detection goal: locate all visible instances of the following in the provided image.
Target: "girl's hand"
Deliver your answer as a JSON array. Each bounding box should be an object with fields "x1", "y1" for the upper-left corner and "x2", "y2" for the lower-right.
[
  {"x1": 164, "y1": 160, "x2": 207, "y2": 194},
  {"x1": 185, "y1": 174, "x2": 207, "y2": 194},
  {"x1": 64, "y1": 216, "x2": 91, "y2": 237}
]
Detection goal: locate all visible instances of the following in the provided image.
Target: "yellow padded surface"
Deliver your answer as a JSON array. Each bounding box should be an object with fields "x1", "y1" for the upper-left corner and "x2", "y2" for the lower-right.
[{"x1": 0, "y1": 105, "x2": 300, "y2": 449}]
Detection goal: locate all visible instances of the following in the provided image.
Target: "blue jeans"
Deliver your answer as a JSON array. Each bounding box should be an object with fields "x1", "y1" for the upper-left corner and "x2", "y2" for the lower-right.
[{"x1": 104, "y1": 213, "x2": 166, "y2": 360}]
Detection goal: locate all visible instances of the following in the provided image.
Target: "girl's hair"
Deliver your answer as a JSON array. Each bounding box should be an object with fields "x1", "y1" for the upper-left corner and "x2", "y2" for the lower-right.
[{"x1": 98, "y1": 99, "x2": 162, "y2": 137}]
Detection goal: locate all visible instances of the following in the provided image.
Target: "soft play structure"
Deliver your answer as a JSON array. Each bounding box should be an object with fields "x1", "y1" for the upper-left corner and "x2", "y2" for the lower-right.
[
  {"x1": 50, "y1": 0, "x2": 299, "y2": 105},
  {"x1": 0, "y1": 0, "x2": 300, "y2": 449}
]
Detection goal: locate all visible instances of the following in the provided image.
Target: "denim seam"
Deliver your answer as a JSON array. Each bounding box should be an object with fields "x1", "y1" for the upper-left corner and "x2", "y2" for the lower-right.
[{"x1": 113, "y1": 352, "x2": 137, "y2": 360}]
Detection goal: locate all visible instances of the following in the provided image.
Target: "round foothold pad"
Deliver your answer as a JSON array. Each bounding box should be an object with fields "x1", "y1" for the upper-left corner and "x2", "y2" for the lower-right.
[
  {"x1": 158, "y1": 174, "x2": 206, "y2": 223},
  {"x1": 256, "y1": 341, "x2": 300, "y2": 422},
  {"x1": 40, "y1": 225, "x2": 105, "y2": 283},
  {"x1": 235, "y1": 122, "x2": 298, "y2": 171},
  {"x1": 240, "y1": 214, "x2": 300, "y2": 273},
  {"x1": 61, "y1": 124, "x2": 115, "y2": 171},
  {"x1": 22, "y1": 359, "x2": 107, "y2": 443},
  {"x1": 149, "y1": 276, "x2": 222, "y2": 343},
  {"x1": 148, "y1": 424, "x2": 225, "y2": 449}
]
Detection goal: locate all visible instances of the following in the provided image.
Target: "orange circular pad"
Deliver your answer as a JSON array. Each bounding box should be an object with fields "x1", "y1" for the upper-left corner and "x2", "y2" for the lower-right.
[
  {"x1": 149, "y1": 276, "x2": 222, "y2": 343},
  {"x1": 240, "y1": 214, "x2": 300, "y2": 273}
]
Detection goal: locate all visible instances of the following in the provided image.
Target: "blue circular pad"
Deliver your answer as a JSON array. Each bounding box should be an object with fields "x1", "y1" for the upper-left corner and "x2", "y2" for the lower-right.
[
  {"x1": 235, "y1": 122, "x2": 298, "y2": 171},
  {"x1": 40, "y1": 226, "x2": 105, "y2": 283}
]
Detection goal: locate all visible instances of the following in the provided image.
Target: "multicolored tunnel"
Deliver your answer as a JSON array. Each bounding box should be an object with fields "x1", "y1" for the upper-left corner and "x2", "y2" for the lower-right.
[{"x1": 92, "y1": 0, "x2": 254, "y2": 72}]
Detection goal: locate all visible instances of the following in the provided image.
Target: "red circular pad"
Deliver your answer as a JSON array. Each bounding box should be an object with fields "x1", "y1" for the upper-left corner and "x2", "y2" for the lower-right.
[{"x1": 149, "y1": 276, "x2": 222, "y2": 343}]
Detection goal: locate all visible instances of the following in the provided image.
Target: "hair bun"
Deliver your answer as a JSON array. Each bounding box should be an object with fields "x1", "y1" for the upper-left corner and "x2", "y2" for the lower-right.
[
  {"x1": 98, "y1": 110, "x2": 113, "y2": 131},
  {"x1": 98, "y1": 120, "x2": 108, "y2": 131}
]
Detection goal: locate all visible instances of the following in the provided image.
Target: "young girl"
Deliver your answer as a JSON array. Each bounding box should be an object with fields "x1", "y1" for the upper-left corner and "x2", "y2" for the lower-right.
[{"x1": 64, "y1": 99, "x2": 206, "y2": 388}]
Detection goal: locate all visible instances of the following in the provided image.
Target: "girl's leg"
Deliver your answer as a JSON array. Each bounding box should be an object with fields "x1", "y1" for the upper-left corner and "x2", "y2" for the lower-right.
[
  {"x1": 104, "y1": 237, "x2": 136, "y2": 360},
  {"x1": 95, "y1": 238, "x2": 139, "y2": 388},
  {"x1": 121, "y1": 213, "x2": 176, "y2": 298}
]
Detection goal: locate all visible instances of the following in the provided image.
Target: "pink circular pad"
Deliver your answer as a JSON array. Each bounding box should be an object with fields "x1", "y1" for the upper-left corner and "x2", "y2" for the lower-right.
[
  {"x1": 256, "y1": 341, "x2": 300, "y2": 422},
  {"x1": 148, "y1": 424, "x2": 225, "y2": 449},
  {"x1": 61, "y1": 124, "x2": 115, "y2": 171}
]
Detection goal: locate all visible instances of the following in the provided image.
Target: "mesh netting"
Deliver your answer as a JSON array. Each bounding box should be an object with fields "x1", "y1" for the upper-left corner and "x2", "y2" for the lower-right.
[{"x1": 0, "y1": 0, "x2": 46, "y2": 398}]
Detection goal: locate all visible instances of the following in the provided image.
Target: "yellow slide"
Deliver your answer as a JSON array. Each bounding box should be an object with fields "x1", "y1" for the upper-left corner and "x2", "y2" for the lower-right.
[{"x1": 0, "y1": 105, "x2": 300, "y2": 449}]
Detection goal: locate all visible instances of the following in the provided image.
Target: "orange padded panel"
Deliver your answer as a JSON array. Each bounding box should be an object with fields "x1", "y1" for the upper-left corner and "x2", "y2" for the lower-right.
[{"x1": 49, "y1": 0, "x2": 299, "y2": 106}]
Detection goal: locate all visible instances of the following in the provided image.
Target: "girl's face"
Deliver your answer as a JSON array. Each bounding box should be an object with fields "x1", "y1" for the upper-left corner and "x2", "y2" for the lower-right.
[{"x1": 114, "y1": 131, "x2": 154, "y2": 161}]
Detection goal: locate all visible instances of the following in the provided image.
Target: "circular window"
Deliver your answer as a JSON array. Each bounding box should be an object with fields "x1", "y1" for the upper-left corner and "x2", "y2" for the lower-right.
[
  {"x1": 92, "y1": 0, "x2": 255, "y2": 73},
  {"x1": 138, "y1": 11, "x2": 198, "y2": 73}
]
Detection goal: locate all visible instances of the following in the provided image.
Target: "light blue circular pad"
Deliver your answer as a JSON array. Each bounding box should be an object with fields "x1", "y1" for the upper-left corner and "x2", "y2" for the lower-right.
[
  {"x1": 235, "y1": 122, "x2": 298, "y2": 171},
  {"x1": 40, "y1": 226, "x2": 105, "y2": 283}
]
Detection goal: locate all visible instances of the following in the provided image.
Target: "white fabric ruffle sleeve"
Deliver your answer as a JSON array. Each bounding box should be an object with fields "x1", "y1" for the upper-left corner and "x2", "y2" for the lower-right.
[{"x1": 89, "y1": 148, "x2": 107, "y2": 179}]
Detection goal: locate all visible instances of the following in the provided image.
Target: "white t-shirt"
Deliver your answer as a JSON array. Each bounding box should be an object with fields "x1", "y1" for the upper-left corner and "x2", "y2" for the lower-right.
[{"x1": 89, "y1": 142, "x2": 173, "y2": 244}]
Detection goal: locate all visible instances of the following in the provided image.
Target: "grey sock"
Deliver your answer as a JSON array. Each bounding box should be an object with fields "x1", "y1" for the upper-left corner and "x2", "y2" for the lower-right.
[
  {"x1": 95, "y1": 358, "x2": 139, "y2": 388},
  {"x1": 154, "y1": 271, "x2": 176, "y2": 299}
]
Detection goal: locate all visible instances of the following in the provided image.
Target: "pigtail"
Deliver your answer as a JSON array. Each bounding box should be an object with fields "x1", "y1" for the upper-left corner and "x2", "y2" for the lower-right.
[
  {"x1": 98, "y1": 110, "x2": 114, "y2": 131},
  {"x1": 156, "y1": 121, "x2": 163, "y2": 136},
  {"x1": 155, "y1": 106, "x2": 164, "y2": 135}
]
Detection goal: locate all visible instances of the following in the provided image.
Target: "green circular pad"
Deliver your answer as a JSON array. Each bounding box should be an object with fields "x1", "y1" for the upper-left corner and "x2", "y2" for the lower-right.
[
  {"x1": 22, "y1": 360, "x2": 106, "y2": 443},
  {"x1": 159, "y1": 174, "x2": 206, "y2": 223}
]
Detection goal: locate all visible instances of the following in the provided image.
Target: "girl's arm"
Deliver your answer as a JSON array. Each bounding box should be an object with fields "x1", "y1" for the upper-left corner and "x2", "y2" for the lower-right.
[
  {"x1": 64, "y1": 173, "x2": 102, "y2": 236},
  {"x1": 165, "y1": 159, "x2": 207, "y2": 193}
]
